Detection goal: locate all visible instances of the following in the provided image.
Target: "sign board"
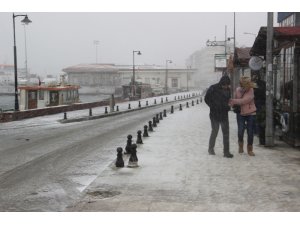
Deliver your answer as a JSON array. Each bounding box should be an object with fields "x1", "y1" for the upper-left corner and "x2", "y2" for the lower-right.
[{"x1": 215, "y1": 54, "x2": 227, "y2": 69}]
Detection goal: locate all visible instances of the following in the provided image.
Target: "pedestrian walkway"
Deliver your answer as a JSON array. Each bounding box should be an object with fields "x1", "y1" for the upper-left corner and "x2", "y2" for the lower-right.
[{"x1": 66, "y1": 102, "x2": 300, "y2": 212}]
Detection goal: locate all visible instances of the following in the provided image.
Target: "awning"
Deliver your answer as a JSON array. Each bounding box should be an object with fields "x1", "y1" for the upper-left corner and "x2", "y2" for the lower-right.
[{"x1": 250, "y1": 26, "x2": 300, "y2": 56}]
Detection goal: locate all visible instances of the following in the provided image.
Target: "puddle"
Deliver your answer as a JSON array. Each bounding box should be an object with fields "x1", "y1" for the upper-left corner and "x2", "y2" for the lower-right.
[{"x1": 86, "y1": 190, "x2": 121, "y2": 199}]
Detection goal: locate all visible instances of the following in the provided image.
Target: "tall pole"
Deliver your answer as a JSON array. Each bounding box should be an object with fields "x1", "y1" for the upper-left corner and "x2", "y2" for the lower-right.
[
  {"x1": 165, "y1": 60, "x2": 172, "y2": 94},
  {"x1": 225, "y1": 25, "x2": 227, "y2": 56},
  {"x1": 233, "y1": 12, "x2": 236, "y2": 53},
  {"x1": 13, "y1": 13, "x2": 19, "y2": 111},
  {"x1": 132, "y1": 50, "x2": 135, "y2": 97},
  {"x1": 265, "y1": 12, "x2": 274, "y2": 147},
  {"x1": 23, "y1": 24, "x2": 28, "y2": 78},
  {"x1": 12, "y1": 13, "x2": 32, "y2": 111},
  {"x1": 132, "y1": 50, "x2": 141, "y2": 98},
  {"x1": 187, "y1": 66, "x2": 191, "y2": 91}
]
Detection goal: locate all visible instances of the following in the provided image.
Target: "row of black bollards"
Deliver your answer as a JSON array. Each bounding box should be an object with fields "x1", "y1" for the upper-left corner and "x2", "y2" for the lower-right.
[
  {"x1": 63, "y1": 93, "x2": 203, "y2": 121},
  {"x1": 115, "y1": 97, "x2": 204, "y2": 168}
]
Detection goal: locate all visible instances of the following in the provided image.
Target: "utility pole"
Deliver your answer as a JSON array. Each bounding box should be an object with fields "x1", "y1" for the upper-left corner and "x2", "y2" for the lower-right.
[{"x1": 265, "y1": 12, "x2": 274, "y2": 147}]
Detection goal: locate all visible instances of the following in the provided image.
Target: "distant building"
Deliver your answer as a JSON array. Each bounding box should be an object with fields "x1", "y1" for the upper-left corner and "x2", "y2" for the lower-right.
[
  {"x1": 186, "y1": 43, "x2": 234, "y2": 89},
  {"x1": 0, "y1": 64, "x2": 27, "y2": 94},
  {"x1": 62, "y1": 64, "x2": 197, "y2": 96}
]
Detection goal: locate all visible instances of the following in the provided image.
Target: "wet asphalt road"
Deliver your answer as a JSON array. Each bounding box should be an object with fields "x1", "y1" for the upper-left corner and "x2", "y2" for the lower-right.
[{"x1": 0, "y1": 101, "x2": 183, "y2": 211}]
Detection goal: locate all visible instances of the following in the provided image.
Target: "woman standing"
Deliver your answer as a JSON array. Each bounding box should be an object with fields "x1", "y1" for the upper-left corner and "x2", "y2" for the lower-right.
[{"x1": 229, "y1": 76, "x2": 257, "y2": 156}]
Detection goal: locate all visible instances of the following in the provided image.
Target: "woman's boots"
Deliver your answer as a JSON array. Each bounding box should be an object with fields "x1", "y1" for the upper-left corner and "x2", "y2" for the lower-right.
[
  {"x1": 239, "y1": 142, "x2": 255, "y2": 156},
  {"x1": 238, "y1": 141, "x2": 244, "y2": 153},
  {"x1": 247, "y1": 145, "x2": 255, "y2": 156}
]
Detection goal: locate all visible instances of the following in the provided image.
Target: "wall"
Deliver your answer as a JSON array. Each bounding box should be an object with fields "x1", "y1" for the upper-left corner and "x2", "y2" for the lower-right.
[{"x1": 0, "y1": 100, "x2": 116, "y2": 123}]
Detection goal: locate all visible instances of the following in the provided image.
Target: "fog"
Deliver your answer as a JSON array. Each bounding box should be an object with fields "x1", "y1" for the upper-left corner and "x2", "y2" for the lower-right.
[{"x1": 0, "y1": 12, "x2": 268, "y2": 76}]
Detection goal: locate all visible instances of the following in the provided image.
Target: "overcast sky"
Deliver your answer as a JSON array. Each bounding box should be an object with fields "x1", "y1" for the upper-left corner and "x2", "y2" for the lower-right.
[{"x1": 0, "y1": 12, "x2": 270, "y2": 77}]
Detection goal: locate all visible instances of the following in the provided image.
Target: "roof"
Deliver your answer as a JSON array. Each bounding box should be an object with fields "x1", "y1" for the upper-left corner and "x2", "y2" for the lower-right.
[
  {"x1": 62, "y1": 64, "x2": 197, "y2": 74},
  {"x1": 250, "y1": 26, "x2": 300, "y2": 56},
  {"x1": 18, "y1": 85, "x2": 80, "y2": 91},
  {"x1": 62, "y1": 64, "x2": 119, "y2": 73}
]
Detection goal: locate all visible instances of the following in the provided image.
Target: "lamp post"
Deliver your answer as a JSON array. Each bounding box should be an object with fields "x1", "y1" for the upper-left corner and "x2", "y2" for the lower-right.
[
  {"x1": 243, "y1": 32, "x2": 257, "y2": 38},
  {"x1": 23, "y1": 23, "x2": 29, "y2": 78},
  {"x1": 186, "y1": 65, "x2": 191, "y2": 91},
  {"x1": 13, "y1": 13, "x2": 32, "y2": 111},
  {"x1": 165, "y1": 59, "x2": 172, "y2": 94},
  {"x1": 132, "y1": 50, "x2": 141, "y2": 98}
]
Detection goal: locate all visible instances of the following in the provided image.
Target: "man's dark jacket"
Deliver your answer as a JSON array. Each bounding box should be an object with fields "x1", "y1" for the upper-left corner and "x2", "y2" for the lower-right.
[{"x1": 204, "y1": 76, "x2": 231, "y2": 122}]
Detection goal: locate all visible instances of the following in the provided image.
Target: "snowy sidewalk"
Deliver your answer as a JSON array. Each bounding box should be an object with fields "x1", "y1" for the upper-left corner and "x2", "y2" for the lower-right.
[{"x1": 67, "y1": 102, "x2": 300, "y2": 212}]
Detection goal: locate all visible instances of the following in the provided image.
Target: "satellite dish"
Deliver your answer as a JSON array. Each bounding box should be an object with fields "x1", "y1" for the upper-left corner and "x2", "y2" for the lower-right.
[{"x1": 249, "y1": 56, "x2": 263, "y2": 71}]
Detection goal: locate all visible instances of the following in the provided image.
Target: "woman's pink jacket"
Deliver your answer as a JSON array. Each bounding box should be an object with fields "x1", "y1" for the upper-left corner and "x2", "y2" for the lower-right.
[{"x1": 232, "y1": 87, "x2": 256, "y2": 116}]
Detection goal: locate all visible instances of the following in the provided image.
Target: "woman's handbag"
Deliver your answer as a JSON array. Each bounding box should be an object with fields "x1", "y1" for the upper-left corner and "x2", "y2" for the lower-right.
[{"x1": 233, "y1": 105, "x2": 241, "y2": 114}]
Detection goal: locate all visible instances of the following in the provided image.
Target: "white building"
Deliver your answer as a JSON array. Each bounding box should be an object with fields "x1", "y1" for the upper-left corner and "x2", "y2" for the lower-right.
[{"x1": 62, "y1": 64, "x2": 197, "y2": 96}]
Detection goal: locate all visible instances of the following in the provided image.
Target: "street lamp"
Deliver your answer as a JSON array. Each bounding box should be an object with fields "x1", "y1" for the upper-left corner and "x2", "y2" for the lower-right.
[
  {"x1": 244, "y1": 32, "x2": 257, "y2": 38},
  {"x1": 132, "y1": 50, "x2": 141, "y2": 98},
  {"x1": 165, "y1": 59, "x2": 172, "y2": 94},
  {"x1": 186, "y1": 65, "x2": 191, "y2": 91},
  {"x1": 13, "y1": 13, "x2": 32, "y2": 111}
]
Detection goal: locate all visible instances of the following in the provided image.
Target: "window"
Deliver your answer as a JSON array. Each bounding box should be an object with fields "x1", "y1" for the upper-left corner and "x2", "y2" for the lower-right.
[
  {"x1": 172, "y1": 78, "x2": 178, "y2": 88},
  {"x1": 38, "y1": 90, "x2": 44, "y2": 100}
]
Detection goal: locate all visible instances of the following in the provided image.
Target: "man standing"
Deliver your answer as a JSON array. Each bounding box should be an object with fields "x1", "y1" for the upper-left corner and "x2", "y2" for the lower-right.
[{"x1": 204, "y1": 75, "x2": 233, "y2": 158}]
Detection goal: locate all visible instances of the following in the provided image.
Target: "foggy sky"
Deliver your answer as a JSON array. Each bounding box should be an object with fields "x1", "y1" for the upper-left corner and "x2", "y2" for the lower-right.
[{"x1": 0, "y1": 12, "x2": 268, "y2": 76}]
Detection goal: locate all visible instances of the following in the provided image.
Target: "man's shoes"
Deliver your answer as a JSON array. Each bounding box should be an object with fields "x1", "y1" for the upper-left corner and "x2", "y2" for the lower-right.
[
  {"x1": 208, "y1": 150, "x2": 216, "y2": 155},
  {"x1": 224, "y1": 152, "x2": 234, "y2": 158}
]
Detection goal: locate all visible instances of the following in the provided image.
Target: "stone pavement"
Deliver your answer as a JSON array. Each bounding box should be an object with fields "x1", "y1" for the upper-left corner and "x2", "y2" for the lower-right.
[{"x1": 66, "y1": 102, "x2": 300, "y2": 212}]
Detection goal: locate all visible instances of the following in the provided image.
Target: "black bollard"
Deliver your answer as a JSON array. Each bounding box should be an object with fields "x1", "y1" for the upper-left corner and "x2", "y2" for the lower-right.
[
  {"x1": 115, "y1": 147, "x2": 124, "y2": 168},
  {"x1": 159, "y1": 112, "x2": 163, "y2": 120},
  {"x1": 116, "y1": 105, "x2": 119, "y2": 111},
  {"x1": 179, "y1": 104, "x2": 182, "y2": 111},
  {"x1": 175, "y1": 96, "x2": 177, "y2": 101},
  {"x1": 136, "y1": 130, "x2": 143, "y2": 144},
  {"x1": 197, "y1": 99, "x2": 199, "y2": 104},
  {"x1": 192, "y1": 100, "x2": 194, "y2": 106},
  {"x1": 128, "y1": 144, "x2": 138, "y2": 168},
  {"x1": 105, "y1": 107, "x2": 108, "y2": 114},
  {"x1": 138, "y1": 101, "x2": 141, "y2": 108},
  {"x1": 63, "y1": 112, "x2": 67, "y2": 120},
  {"x1": 156, "y1": 114, "x2": 160, "y2": 123},
  {"x1": 171, "y1": 105, "x2": 174, "y2": 114},
  {"x1": 146, "y1": 101, "x2": 148, "y2": 106},
  {"x1": 143, "y1": 125, "x2": 149, "y2": 137},
  {"x1": 152, "y1": 117, "x2": 157, "y2": 127},
  {"x1": 148, "y1": 121, "x2": 153, "y2": 132},
  {"x1": 200, "y1": 97, "x2": 202, "y2": 103},
  {"x1": 166, "y1": 97, "x2": 168, "y2": 102},
  {"x1": 163, "y1": 109, "x2": 167, "y2": 117},
  {"x1": 186, "y1": 102, "x2": 189, "y2": 108},
  {"x1": 89, "y1": 108, "x2": 92, "y2": 116},
  {"x1": 154, "y1": 99, "x2": 157, "y2": 104},
  {"x1": 161, "y1": 98, "x2": 163, "y2": 104},
  {"x1": 128, "y1": 103, "x2": 131, "y2": 109},
  {"x1": 125, "y1": 134, "x2": 133, "y2": 154}
]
